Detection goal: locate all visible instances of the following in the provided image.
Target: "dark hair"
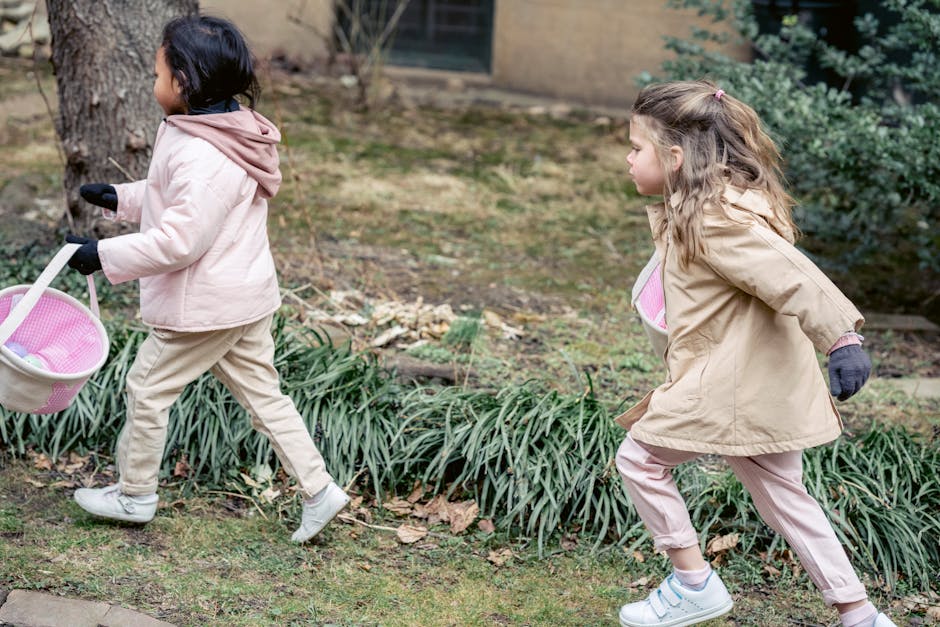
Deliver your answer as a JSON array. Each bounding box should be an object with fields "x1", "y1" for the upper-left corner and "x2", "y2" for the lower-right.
[{"x1": 161, "y1": 15, "x2": 260, "y2": 110}]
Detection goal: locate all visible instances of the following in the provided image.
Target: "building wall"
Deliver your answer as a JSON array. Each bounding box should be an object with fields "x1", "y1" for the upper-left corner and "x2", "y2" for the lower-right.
[
  {"x1": 492, "y1": 0, "x2": 746, "y2": 107},
  {"x1": 201, "y1": 0, "x2": 333, "y2": 63},
  {"x1": 204, "y1": 0, "x2": 746, "y2": 108}
]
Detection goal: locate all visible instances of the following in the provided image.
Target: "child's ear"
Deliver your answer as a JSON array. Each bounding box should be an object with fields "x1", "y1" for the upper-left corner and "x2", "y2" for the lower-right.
[{"x1": 669, "y1": 145, "x2": 684, "y2": 172}]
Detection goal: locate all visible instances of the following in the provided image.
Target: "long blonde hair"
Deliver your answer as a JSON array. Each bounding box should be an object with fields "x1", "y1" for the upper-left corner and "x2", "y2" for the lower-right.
[{"x1": 631, "y1": 80, "x2": 797, "y2": 267}]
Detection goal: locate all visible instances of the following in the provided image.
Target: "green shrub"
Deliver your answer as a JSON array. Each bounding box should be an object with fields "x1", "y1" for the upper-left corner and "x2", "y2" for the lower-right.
[{"x1": 654, "y1": 0, "x2": 940, "y2": 318}]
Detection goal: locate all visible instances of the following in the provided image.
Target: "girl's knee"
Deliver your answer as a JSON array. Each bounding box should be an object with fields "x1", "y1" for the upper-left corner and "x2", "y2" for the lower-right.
[{"x1": 615, "y1": 434, "x2": 649, "y2": 480}]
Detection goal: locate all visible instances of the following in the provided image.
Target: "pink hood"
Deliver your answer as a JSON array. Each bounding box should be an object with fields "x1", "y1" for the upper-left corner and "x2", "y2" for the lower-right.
[{"x1": 166, "y1": 108, "x2": 282, "y2": 199}]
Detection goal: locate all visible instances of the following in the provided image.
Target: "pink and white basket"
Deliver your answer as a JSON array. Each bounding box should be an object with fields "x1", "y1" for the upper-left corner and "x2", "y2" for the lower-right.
[
  {"x1": 0, "y1": 243, "x2": 109, "y2": 414},
  {"x1": 631, "y1": 252, "x2": 668, "y2": 358}
]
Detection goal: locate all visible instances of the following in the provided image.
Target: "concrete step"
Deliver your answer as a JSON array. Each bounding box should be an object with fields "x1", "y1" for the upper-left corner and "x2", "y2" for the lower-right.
[{"x1": 0, "y1": 589, "x2": 175, "y2": 627}]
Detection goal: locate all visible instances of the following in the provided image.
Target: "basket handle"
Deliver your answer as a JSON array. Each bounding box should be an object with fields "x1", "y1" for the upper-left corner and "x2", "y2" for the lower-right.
[{"x1": 0, "y1": 243, "x2": 100, "y2": 347}]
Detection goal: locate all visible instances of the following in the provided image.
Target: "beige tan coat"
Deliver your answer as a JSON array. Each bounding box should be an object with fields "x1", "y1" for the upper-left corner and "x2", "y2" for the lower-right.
[{"x1": 616, "y1": 186, "x2": 864, "y2": 456}]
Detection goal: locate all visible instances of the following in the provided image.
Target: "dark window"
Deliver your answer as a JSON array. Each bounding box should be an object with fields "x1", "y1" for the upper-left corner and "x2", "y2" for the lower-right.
[{"x1": 338, "y1": 0, "x2": 494, "y2": 72}]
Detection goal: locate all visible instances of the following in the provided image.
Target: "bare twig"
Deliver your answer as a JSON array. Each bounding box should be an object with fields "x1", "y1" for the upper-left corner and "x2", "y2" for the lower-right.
[
  {"x1": 343, "y1": 467, "x2": 367, "y2": 493},
  {"x1": 107, "y1": 156, "x2": 136, "y2": 182},
  {"x1": 203, "y1": 489, "x2": 270, "y2": 520}
]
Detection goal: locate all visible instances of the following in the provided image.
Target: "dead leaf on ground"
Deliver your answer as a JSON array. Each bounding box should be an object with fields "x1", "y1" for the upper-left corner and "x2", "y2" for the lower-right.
[
  {"x1": 424, "y1": 494, "x2": 450, "y2": 525},
  {"x1": 173, "y1": 458, "x2": 191, "y2": 478},
  {"x1": 477, "y1": 519, "x2": 495, "y2": 534},
  {"x1": 239, "y1": 472, "x2": 262, "y2": 489},
  {"x1": 371, "y1": 324, "x2": 409, "y2": 348},
  {"x1": 396, "y1": 524, "x2": 429, "y2": 544},
  {"x1": 763, "y1": 564, "x2": 782, "y2": 577},
  {"x1": 448, "y1": 500, "x2": 479, "y2": 534},
  {"x1": 628, "y1": 577, "x2": 649, "y2": 589},
  {"x1": 383, "y1": 497, "x2": 413, "y2": 516},
  {"x1": 487, "y1": 548, "x2": 513, "y2": 566},
  {"x1": 406, "y1": 481, "x2": 425, "y2": 503},
  {"x1": 31, "y1": 453, "x2": 53, "y2": 471},
  {"x1": 57, "y1": 452, "x2": 87, "y2": 474},
  {"x1": 705, "y1": 533, "x2": 739, "y2": 555},
  {"x1": 259, "y1": 487, "x2": 281, "y2": 503}
]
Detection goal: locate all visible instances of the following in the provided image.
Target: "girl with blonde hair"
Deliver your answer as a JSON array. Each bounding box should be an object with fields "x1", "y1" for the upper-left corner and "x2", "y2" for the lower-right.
[{"x1": 614, "y1": 80, "x2": 891, "y2": 627}]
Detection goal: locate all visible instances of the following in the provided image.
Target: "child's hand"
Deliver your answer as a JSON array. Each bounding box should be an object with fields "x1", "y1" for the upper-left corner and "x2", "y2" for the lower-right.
[
  {"x1": 65, "y1": 234, "x2": 102, "y2": 275},
  {"x1": 827, "y1": 345, "x2": 871, "y2": 401},
  {"x1": 79, "y1": 183, "x2": 118, "y2": 210}
]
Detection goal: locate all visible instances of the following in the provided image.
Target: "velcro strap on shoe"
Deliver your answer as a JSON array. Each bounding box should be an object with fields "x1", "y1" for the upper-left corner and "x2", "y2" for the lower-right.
[
  {"x1": 117, "y1": 495, "x2": 137, "y2": 514},
  {"x1": 660, "y1": 577, "x2": 683, "y2": 606},
  {"x1": 649, "y1": 590, "x2": 667, "y2": 617}
]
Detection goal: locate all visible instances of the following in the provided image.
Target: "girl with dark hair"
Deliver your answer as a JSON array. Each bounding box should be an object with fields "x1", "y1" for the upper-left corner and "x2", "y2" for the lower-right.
[
  {"x1": 613, "y1": 80, "x2": 892, "y2": 627},
  {"x1": 64, "y1": 14, "x2": 349, "y2": 544}
]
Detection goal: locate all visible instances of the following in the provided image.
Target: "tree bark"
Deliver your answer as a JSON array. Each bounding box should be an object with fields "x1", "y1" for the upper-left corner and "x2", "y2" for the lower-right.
[{"x1": 47, "y1": 0, "x2": 198, "y2": 232}]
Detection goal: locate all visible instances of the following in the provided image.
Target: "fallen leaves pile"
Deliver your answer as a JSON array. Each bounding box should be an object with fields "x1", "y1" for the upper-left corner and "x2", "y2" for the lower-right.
[{"x1": 282, "y1": 287, "x2": 526, "y2": 349}]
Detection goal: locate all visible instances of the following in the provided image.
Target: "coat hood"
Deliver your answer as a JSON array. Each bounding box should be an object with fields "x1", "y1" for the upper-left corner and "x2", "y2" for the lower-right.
[
  {"x1": 719, "y1": 185, "x2": 796, "y2": 243},
  {"x1": 165, "y1": 108, "x2": 282, "y2": 199}
]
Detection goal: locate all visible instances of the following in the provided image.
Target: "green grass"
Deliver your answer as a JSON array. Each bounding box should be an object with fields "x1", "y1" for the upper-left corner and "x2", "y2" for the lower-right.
[
  {"x1": 2, "y1": 61, "x2": 939, "y2": 624},
  {"x1": 2, "y1": 455, "x2": 892, "y2": 626}
]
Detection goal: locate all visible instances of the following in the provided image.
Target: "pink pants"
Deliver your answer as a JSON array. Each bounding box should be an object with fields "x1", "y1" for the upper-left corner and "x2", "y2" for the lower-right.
[{"x1": 615, "y1": 434, "x2": 867, "y2": 606}]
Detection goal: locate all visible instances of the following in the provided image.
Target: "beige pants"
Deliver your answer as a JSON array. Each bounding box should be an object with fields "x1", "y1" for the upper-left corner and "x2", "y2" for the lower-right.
[{"x1": 116, "y1": 314, "x2": 332, "y2": 499}]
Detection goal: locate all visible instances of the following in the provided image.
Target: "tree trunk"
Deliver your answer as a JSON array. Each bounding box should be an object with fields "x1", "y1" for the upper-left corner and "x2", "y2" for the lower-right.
[{"x1": 47, "y1": 0, "x2": 198, "y2": 232}]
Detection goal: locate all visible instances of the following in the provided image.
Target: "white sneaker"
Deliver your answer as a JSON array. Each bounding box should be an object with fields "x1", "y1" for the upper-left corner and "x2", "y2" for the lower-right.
[
  {"x1": 619, "y1": 572, "x2": 734, "y2": 627},
  {"x1": 74, "y1": 484, "x2": 158, "y2": 523},
  {"x1": 874, "y1": 613, "x2": 898, "y2": 627},
  {"x1": 291, "y1": 482, "x2": 349, "y2": 543}
]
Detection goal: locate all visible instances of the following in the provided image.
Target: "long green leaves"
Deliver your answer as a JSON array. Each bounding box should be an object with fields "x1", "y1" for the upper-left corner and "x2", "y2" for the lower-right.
[
  {"x1": 393, "y1": 384, "x2": 643, "y2": 554},
  {"x1": 1, "y1": 310, "x2": 937, "y2": 591}
]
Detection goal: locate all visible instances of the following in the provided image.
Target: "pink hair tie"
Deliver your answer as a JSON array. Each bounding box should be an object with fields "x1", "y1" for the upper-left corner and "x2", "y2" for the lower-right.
[{"x1": 715, "y1": 89, "x2": 725, "y2": 101}]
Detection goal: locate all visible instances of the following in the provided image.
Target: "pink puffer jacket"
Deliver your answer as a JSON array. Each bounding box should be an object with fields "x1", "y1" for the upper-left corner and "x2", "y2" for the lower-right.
[{"x1": 97, "y1": 108, "x2": 283, "y2": 332}]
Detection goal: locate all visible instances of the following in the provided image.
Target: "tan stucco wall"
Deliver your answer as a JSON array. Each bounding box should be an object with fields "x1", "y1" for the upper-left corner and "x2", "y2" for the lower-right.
[
  {"x1": 202, "y1": 0, "x2": 744, "y2": 108},
  {"x1": 492, "y1": 0, "x2": 745, "y2": 107},
  {"x1": 201, "y1": 0, "x2": 333, "y2": 63}
]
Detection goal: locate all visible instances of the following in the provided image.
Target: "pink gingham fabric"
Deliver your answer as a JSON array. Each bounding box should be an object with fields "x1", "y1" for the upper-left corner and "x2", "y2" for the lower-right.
[{"x1": 0, "y1": 288, "x2": 106, "y2": 375}]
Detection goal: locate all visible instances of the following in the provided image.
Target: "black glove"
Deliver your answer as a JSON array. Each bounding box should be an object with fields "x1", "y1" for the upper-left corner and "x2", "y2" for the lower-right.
[
  {"x1": 79, "y1": 183, "x2": 118, "y2": 210},
  {"x1": 65, "y1": 234, "x2": 102, "y2": 275},
  {"x1": 828, "y1": 344, "x2": 871, "y2": 401}
]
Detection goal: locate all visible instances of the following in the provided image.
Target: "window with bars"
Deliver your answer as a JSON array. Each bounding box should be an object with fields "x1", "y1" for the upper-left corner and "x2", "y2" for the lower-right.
[{"x1": 338, "y1": 0, "x2": 494, "y2": 72}]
